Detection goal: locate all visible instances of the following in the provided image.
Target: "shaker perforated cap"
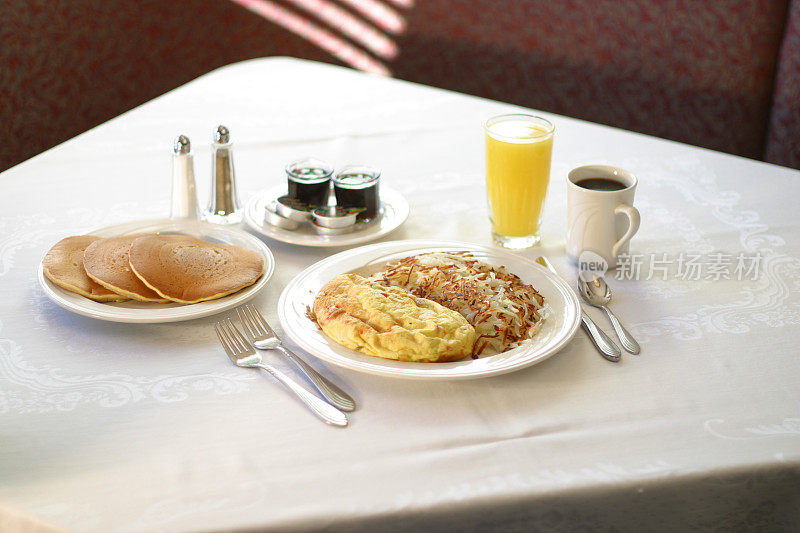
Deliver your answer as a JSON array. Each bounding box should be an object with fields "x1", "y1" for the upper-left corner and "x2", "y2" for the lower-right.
[
  {"x1": 174, "y1": 134, "x2": 191, "y2": 154},
  {"x1": 215, "y1": 125, "x2": 230, "y2": 144}
]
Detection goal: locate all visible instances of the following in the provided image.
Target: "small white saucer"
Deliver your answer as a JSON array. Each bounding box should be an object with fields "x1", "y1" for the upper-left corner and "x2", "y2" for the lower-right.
[{"x1": 243, "y1": 184, "x2": 409, "y2": 247}]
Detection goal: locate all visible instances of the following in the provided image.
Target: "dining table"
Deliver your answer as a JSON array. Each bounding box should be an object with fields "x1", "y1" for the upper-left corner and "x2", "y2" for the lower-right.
[{"x1": 1, "y1": 57, "x2": 799, "y2": 532}]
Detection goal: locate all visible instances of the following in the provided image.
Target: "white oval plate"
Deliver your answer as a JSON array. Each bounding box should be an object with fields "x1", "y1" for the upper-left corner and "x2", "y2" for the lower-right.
[
  {"x1": 278, "y1": 240, "x2": 581, "y2": 380},
  {"x1": 243, "y1": 184, "x2": 409, "y2": 247},
  {"x1": 38, "y1": 219, "x2": 275, "y2": 323}
]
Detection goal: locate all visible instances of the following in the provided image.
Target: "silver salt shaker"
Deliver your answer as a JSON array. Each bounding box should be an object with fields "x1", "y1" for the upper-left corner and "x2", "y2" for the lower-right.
[
  {"x1": 171, "y1": 135, "x2": 200, "y2": 219},
  {"x1": 204, "y1": 125, "x2": 243, "y2": 224}
]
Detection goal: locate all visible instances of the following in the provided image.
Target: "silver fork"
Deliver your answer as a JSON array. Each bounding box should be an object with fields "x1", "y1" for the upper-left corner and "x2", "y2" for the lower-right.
[
  {"x1": 215, "y1": 319, "x2": 348, "y2": 427},
  {"x1": 236, "y1": 304, "x2": 356, "y2": 412}
]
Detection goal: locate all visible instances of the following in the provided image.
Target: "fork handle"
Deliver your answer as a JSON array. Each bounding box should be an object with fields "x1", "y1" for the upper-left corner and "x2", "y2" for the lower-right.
[
  {"x1": 254, "y1": 363, "x2": 348, "y2": 427},
  {"x1": 277, "y1": 346, "x2": 357, "y2": 412}
]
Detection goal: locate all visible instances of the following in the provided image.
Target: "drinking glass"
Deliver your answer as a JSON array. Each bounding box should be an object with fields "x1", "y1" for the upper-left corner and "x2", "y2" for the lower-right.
[{"x1": 484, "y1": 114, "x2": 554, "y2": 249}]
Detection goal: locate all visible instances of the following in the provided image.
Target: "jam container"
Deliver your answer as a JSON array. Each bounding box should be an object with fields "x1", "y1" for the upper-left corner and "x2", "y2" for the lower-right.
[
  {"x1": 275, "y1": 195, "x2": 313, "y2": 222},
  {"x1": 286, "y1": 158, "x2": 333, "y2": 206},
  {"x1": 312, "y1": 206, "x2": 359, "y2": 229},
  {"x1": 265, "y1": 200, "x2": 300, "y2": 230},
  {"x1": 312, "y1": 219, "x2": 354, "y2": 235},
  {"x1": 333, "y1": 165, "x2": 380, "y2": 220}
]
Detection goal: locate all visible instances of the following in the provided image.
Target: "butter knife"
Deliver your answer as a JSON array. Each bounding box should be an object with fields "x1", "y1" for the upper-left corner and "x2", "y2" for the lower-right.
[{"x1": 536, "y1": 256, "x2": 621, "y2": 362}]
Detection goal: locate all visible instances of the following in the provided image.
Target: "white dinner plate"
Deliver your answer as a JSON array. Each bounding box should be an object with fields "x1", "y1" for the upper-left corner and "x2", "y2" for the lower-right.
[
  {"x1": 38, "y1": 218, "x2": 276, "y2": 323},
  {"x1": 278, "y1": 240, "x2": 581, "y2": 380},
  {"x1": 243, "y1": 184, "x2": 409, "y2": 247}
]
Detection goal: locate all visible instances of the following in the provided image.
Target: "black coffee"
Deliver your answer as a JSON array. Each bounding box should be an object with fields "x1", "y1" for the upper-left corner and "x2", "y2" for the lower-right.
[{"x1": 575, "y1": 178, "x2": 626, "y2": 191}]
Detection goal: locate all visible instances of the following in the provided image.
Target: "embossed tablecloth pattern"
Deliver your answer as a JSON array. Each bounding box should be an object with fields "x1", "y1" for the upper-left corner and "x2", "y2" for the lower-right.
[{"x1": 1, "y1": 59, "x2": 799, "y2": 532}]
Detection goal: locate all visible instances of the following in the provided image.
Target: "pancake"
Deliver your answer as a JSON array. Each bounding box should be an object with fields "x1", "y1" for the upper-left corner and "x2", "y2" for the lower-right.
[
  {"x1": 42, "y1": 236, "x2": 128, "y2": 302},
  {"x1": 83, "y1": 235, "x2": 169, "y2": 302},
  {"x1": 128, "y1": 235, "x2": 264, "y2": 304},
  {"x1": 313, "y1": 274, "x2": 476, "y2": 362}
]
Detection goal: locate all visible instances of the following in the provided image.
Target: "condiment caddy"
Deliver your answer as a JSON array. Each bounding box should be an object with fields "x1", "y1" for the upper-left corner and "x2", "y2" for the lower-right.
[{"x1": 264, "y1": 158, "x2": 382, "y2": 236}]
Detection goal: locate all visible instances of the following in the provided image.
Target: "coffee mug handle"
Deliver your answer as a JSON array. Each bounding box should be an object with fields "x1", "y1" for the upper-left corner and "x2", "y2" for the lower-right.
[{"x1": 612, "y1": 204, "x2": 640, "y2": 258}]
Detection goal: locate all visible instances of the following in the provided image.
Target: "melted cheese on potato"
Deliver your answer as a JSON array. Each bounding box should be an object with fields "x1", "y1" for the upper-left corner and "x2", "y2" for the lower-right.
[{"x1": 313, "y1": 274, "x2": 476, "y2": 362}]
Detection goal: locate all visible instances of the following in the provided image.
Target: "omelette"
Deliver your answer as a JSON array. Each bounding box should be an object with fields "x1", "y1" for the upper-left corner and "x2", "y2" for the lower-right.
[{"x1": 313, "y1": 274, "x2": 476, "y2": 362}]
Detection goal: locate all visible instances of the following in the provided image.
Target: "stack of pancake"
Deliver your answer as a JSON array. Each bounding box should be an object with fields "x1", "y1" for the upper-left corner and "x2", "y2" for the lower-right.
[{"x1": 43, "y1": 234, "x2": 264, "y2": 304}]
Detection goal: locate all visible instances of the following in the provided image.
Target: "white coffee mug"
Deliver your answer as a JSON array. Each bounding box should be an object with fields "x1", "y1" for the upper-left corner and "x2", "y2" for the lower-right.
[{"x1": 566, "y1": 165, "x2": 640, "y2": 269}]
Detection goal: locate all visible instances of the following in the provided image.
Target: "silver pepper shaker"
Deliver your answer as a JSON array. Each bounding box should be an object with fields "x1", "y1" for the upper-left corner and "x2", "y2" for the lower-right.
[
  {"x1": 171, "y1": 135, "x2": 200, "y2": 219},
  {"x1": 204, "y1": 125, "x2": 243, "y2": 224}
]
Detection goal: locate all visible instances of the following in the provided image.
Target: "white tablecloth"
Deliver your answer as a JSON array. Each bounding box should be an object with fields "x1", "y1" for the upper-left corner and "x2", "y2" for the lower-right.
[{"x1": 1, "y1": 58, "x2": 799, "y2": 532}]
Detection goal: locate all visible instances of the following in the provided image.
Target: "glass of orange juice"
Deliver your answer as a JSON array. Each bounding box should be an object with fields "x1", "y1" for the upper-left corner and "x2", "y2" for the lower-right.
[{"x1": 484, "y1": 114, "x2": 554, "y2": 249}]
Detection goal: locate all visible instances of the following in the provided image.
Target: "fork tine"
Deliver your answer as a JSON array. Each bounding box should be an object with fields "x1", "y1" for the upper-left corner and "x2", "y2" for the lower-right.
[
  {"x1": 226, "y1": 318, "x2": 253, "y2": 351},
  {"x1": 215, "y1": 323, "x2": 237, "y2": 360},
  {"x1": 214, "y1": 323, "x2": 229, "y2": 352},
  {"x1": 221, "y1": 319, "x2": 245, "y2": 353},
  {"x1": 244, "y1": 304, "x2": 266, "y2": 336},
  {"x1": 222, "y1": 320, "x2": 243, "y2": 353},
  {"x1": 249, "y1": 304, "x2": 275, "y2": 336},
  {"x1": 236, "y1": 307, "x2": 257, "y2": 339}
]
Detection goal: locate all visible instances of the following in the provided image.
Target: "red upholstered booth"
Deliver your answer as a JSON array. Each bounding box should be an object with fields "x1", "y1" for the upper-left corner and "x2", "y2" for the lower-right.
[{"x1": 1, "y1": 0, "x2": 798, "y2": 171}]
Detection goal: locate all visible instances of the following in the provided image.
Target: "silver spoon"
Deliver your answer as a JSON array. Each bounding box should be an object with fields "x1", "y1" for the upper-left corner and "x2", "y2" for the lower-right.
[
  {"x1": 536, "y1": 256, "x2": 620, "y2": 362},
  {"x1": 577, "y1": 275, "x2": 641, "y2": 354}
]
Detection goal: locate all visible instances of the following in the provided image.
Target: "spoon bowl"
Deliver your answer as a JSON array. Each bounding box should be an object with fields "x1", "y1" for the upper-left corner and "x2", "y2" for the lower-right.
[
  {"x1": 577, "y1": 274, "x2": 641, "y2": 354},
  {"x1": 577, "y1": 275, "x2": 612, "y2": 307}
]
